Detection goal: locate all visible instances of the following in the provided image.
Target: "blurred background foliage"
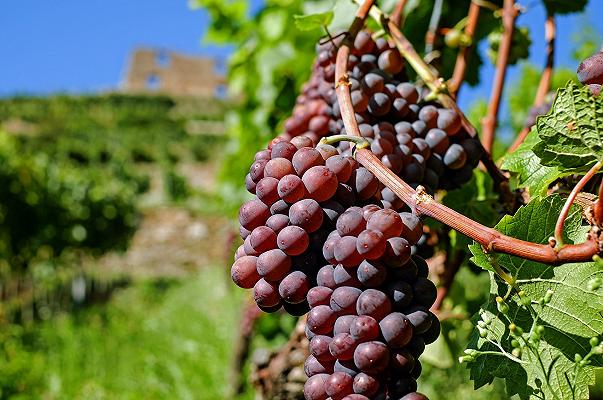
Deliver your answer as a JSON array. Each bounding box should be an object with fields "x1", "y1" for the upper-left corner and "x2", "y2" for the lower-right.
[{"x1": 0, "y1": 0, "x2": 601, "y2": 399}]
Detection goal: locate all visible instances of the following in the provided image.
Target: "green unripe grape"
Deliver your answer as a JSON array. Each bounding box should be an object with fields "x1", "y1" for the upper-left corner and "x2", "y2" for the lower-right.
[
  {"x1": 536, "y1": 325, "x2": 545, "y2": 335},
  {"x1": 512, "y1": 348, "x2": 522, "y2": 358},
  {"x1": 511, "y1": 339, "x2": 520, "y2": 348},
  {"x1": 590, "y1": 337, "x2": 600, "y2": 347},
  {"x1": 575, "y1": 354, "x2": 583, "y2": 363},
  {"x1": 543, "y1": 289, "x2": 553, "y2": 304},
  {"x1": 496, "y1": 296, "x2": 509, "y2": 314},
  {"x1": 445, "y1": 29, "x2": 462, "y2": 48}
]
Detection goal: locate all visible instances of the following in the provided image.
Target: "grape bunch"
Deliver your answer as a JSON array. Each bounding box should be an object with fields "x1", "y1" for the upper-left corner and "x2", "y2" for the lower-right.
[
  {"x1": 281, "y1": 30, "x2": 483, "y2": 197},
  {"x1": 303, "y1": 206, "x2": 437, "y2": 400},
  {"x1": 233, "y1": 137, "x2": 387, "y2": 316}
]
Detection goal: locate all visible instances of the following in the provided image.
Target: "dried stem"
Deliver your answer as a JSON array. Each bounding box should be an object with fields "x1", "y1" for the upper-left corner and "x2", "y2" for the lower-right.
[
  {"x1": 595, "y1": 180, "x2": 603, "y2": 227},
  {"x1": 425, "y1": 0, "x2": 444, "y2": 54},
  {"x1": 336, "y1": 2, "x2": 600, "y2": 264},
  {"x1": 508, "y1": 14, "x2": 556, "y2": 153},
  {"x1": 481, "y1": 0, "x2": 518, "y2": 153},
  {"x1": 449, "y1": 1, "x2": 481, "y2": 97},
  {"x1": 431, "y1": 250, "x2": 465, "y2": 311},
  {"x1": 534, "y1": 14, "x2": 556, "y2": 107},
  {"x1": 555, "y1": 161, "x2": 603, "y2": 247},
  {"x1": 391, "y1": 0, "x2": 408, "y2": 28}
]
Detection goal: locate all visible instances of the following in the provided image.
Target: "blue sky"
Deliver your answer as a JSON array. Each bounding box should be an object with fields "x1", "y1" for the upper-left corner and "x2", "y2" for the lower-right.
[{"x1": 0, "y1": 0, "x2": 601, "y2": 109}]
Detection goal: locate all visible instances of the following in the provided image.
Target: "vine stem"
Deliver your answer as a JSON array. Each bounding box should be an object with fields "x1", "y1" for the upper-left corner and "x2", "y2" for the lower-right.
[
  {"x1": 357, "y1": 1, "x2": 508, "y2": 189},
  {"x1": 554, "y1": 160, "x2": 603, "y2": 247},
  {"x1": 449, "y1": 0, "x2": 481, "y2": 97},
  {"x1": 424, "y1": 0, "x2": 444, "y2": 54},
  {"x1": 508, "y1": 14, "x2": 556, "y2": 153},
  {"x1": 337, "y1": 1, "x2": 600, "y2": 264},
  {"x1": 390, "y1": 0, "x2": 407, "y2": 28},
  {"x1": 595, "y1": 179, "x2": 603, "y2": 227},
  {"x1": 481, "y1": 0, "x2": 518, "y2": 153}
]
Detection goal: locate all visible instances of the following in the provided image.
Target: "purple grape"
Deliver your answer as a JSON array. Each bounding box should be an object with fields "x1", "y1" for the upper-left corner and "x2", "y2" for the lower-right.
[
  {"x1": 356, "y1": 289, "x2": 392, "y2": 321},
  {"x1": 331, "y1": 286, "x2": 363, "y2": 315}
]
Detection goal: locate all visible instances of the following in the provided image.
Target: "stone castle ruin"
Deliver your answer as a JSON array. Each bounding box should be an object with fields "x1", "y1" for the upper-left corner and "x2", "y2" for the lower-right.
[{"x1": 122, "y1": 48, "x2": 225, "y2": 97}]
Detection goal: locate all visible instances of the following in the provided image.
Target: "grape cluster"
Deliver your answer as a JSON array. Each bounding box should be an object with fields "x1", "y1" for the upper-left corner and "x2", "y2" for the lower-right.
[
  {"x1": 281, "y1": 30, "x2": 483, "y2": 196},
  {"x1": 303, "y1": 206, "x2": 438, "y2": 400},
  {"x1": 233, "y1": 137, "x2": 387, "y2": 316}
]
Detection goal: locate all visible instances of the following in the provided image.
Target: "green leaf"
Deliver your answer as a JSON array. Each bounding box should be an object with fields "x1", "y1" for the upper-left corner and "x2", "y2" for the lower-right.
[
  {"x1": 467, "y1": 196, "x2": 603, "y2": 399},
  {"x1": 294, "y1": 11, "x2": 334, "y2": 31},
  {"x1": 501, "y1": 127, "x2": 571, "y2": 197},
  {"x1": 533, "y1": 81, "x2": 603, "y2": 173},
  {"x1": 443, "y1": 170, "x2": 499, "y2": 249},
  {"x1": 542, "y1": 0, "x2": 588, "y2": 15}
]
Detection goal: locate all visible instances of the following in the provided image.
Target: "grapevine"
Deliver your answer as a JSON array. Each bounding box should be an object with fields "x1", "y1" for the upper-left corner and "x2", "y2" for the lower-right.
[{"x1": 219, "y1": 0, "x2": 603, "y2": 398}]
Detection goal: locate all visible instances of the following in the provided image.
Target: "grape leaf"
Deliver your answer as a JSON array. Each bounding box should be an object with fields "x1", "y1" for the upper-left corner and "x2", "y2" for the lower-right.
[
  {"x1": 501, "y1": 128, "x2": 571, "y2": 197},
  {"x1": 542, "y1": 0, "x2": 588, "y2": 15},
  {"x1": 533, "y1": 81, "x2": 603, "y2": 173},
  {"x1": 442, "y1": 170, "x2": 499, "y2": 249},
  {"x1": 294, "y1": 11, "x2": 334, "y2": 31},
  {"x1": 467, "y1": 196, "x2": 603, "y2": 399}
]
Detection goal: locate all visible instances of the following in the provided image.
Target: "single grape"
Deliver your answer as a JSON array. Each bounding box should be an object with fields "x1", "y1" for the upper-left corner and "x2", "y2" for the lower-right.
[
  {"x1": 305, "y1": 355, "x2": 335, "y2": 377},
  {"x1": 396, "y1": 83, "x2": 419, "y2": 103},
  {"x1": 245, "y1": 173, "x2": 256, "y2": 194},
  {"x1": 304, "y1": 373, "x2": 329, "y2": 400},
  {"x1": 436, "y1": 109, "x2": 462, "y2": 135},
  {"x1": 292, "y1": 147, "x2": 324, "y2": 175},
  {"x1": 249, "y1": 159, "x2": 268, "y2": 182},
  {"x1": 418, "y1": 105, "x2": 438, "y2": 129},
  {"x1": 356, "y1": 259, "x2": 387, "y2": 288},
  {"x1": 289, "y1": 199, "x2": 324, "y2": 233},
  {"x1": 352, "y1": 373, "x2": 380, "y2": 397},
  {"x1": 279, "y1": 270, "x2": 310, "y2": 304},
  {"x1": 383, "y1": 237, "x2": 412, "y2": 267},
  {"x1": 350, "y1": 315, "x2": 379, "y2": 343},
  {"x1": 239, "y1": 199, "x2": 270, "y2": 231},
  {"x1": 385, "y1": 281, "x2": 414, "y2": 310},
  {"x1": 356, "y1": 289, "x2": 392, "y2": 321},
  {"x1": 276, "y1": 225, "x2": 309, "y2": 256},
  {"x1": 303, "y1": 166, "x2": 339, "y2": 202},
  {"x1": 308, "y1": 286, "x2": 334, "y2": 308},
  {"x1": 334, "y1": 315, "x2": 356, "y2": 335},
  {"x1": 317, "y1": 265, "x2": 337, "y2": 289},
  {"x1": 243, "y1": 235, "x2": 260, "y2": 257},
  {"x1": 270, "y1": 199, "x2": 289, "y2": 215},
  {"x1": 271, "y1": 140, "x2": 297, "y2": 160},
  {"x1": 291, "y1": 135, "x2": 314, "y2": 149},
  {"x1": 337, "y1": 209, "x2": 367, "y2": 237},
  {"x1": 366, "y1": 209, "x2": 403, "y2": 239},
  {"x1": 413, "y1": 277, "x2": 437, "y2": 308},
  {"x1": 422, "y1": 313, "x2": 441, "y2": 344},
  {"x1": 329, "y1": 333, "x2": 357, "y2": 361},
  {"x1": 256, "y1": 249, "x2": 291, "y2": 281},
  {"x1": 249, "y1": 226, "x2": 277, "y2": 252},
  {"x1": 265, "y1": 214, "x2": 289, "y2": 233},
  {"x1": 381, "y1": 153, "x2": 404, "y2": 175},
  {"x1": 278, "y1": 174, "x2": 306, "y2": 203},
  {"x1": 399, "y1": 212, "x2": 423, "y2": 245},
  {"x1": 309, "y1": 115, "x2": 331, "y2": 136},
  {"x1": 253, "y1": 278, "x2": 281, "y2": 307},
  {"x1": 362, "y1": 73, "x2": 385, "y2": 94},
  {"x1": 399, "y1": 392, "x2": 429, "y2": 400},
  {"x1": 231, "y1": 256, "x2": 260, "y2": 289},
  {"x1": 351, "y1": 90, "x2": 369, "y2": 112},
  {"x1": 311, "y1": 335, "x2": 336, "y2": 363},
  {"x1": 577, "y1": 52, "x2": 603, "y2": 85},
  {"x1": 378, "y1": 49, "x2": 403, "y2": 75},
  {"x1": 443, "y1": 144, "x2": 467, "y2": 170},
  {"x1": 331, "y1": 286, "x2": 363, "y2": 315},
  {"x1": 424, "y1": 129, "x2": 449, "y2": 155},
  {"x1": 334, "y1": 265, "x2": 362, "y2": 288},
  {"x1": 350, "y1": 167, "x2": 379, "y2": 200},
  {"x1": 368, "y1": 93, "x2": 392, "y2": 116},
  {"x1": 308, "y1": 305, "x2": 337, "y2": 335},
  {"x1": 325, "y1": 372, "x2": 354, "y2": 399},
  {"x1": 379, "y1": 312, "x2": 413, "y2": 348},
  {"x1": 405, "y1": 307, "x2": 432, "y2": 334},
  {"x1": 390, "y1": 349, "x2": 415, "y2": 373},
  {"x1": 264, "y1": 157, "x2": 295, "y2": 179},
  {"x1": 353, "y1": 341, "x2": 390, "y2": 374},
  {"x1": 326, "y1": 155, "x2": 354, "y2": 183},
  {"x1": 316, "y1": 144, "x2": 339, "y2": 160},
  {"x1": 334, "y1": 236, "x2": 363, "y2": 267},
  {"x1": 356, "y1": 230, "x2": 386, "y2": 260}
]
